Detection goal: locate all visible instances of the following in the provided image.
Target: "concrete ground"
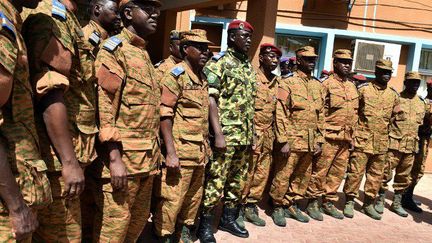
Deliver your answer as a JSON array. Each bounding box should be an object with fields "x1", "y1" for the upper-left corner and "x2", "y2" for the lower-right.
[{"x1": 140, "y1": 175, "x2": 432, "y2": 243}]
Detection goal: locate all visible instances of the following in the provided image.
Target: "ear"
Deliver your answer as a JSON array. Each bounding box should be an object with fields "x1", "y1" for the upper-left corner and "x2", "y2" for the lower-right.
[
  {"x1": 182, "y1": 44, "x2": 189, "y2": 55},
  {"x1": 228, "y1": 31, "x2": 236, "y2": 43},
  {"x1": 123, "y1": 6, "x2": 133, "y2": 21},
  {"x1": 258, "y1": 54, "x2": 264, "y2": 63},
  {"x1": 94, "y1": 4, "x2": 101, "y2": 17}
]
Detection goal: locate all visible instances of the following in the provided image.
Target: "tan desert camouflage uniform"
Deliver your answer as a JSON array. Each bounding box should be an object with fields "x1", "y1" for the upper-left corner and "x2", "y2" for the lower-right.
[{"x1": 82, "y1": 19, "x2": 109, "y2": 55}]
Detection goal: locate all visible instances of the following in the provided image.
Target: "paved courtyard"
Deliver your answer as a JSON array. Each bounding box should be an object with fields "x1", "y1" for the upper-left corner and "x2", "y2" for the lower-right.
[{"x1": 140, "y1": 175, "x2": 432, "y2": 242}]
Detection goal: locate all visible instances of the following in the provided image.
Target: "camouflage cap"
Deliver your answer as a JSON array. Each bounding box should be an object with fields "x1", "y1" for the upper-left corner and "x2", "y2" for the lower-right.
[
  {"x1": 170, "y1": 30, "x2": 181, "y2": 40},
  {"x1": 334, "y1": 49, "x2": 352, "y2": 60},
  {"x1": 375, "y1": 59, "x2": 393, "y2": 71},
  {"x1": 296, "y1": 46, "x2": 318, "y2": 57},
  {"x1": 405, "y1": 71, "x2": 421, "y2": 81},
  {"x1": 118, "y1": 0, "x2": 162, "y2": 8},
  {"x1": 180, "y1": 29, "x2": 213, "y2": 44}
]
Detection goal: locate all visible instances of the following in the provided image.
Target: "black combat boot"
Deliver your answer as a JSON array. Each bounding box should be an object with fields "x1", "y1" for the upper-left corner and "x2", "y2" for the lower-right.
[
  {"x1": 402, "y1": 185, "x2": 423, "y2": 213},
  {"x1": 197, "y1": 212, "x2": 216, "y2": 243},
  {"x1": 218, "y1": 206, "x2": 249, "y2": 238}
]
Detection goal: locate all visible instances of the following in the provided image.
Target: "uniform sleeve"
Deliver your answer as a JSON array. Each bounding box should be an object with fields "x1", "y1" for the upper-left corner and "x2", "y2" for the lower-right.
[
  {"x1": 0, "y1": 34, "x2": 17, "y2": 104},
  {"x1": 23, "y1": 13, "x2": 72, "y2": 100},
  {"x1": 275, "y1": 81, "x2": 291, "y2": 143},
  {"x1": 315, "y1": 84, "x2": 326, "y2": 144},
  {"x1": 160, "y1": 73, "x2": 180, "y2": 117},
  {"x1": 95, "y1": 48, "x2": 125, "y2": 143},
  {"x1": 203, "y1": 61, "x2": 222, "y2": 99}
]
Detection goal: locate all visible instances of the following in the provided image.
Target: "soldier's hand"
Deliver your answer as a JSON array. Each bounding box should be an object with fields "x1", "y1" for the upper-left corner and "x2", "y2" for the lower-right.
[
  {"x1": 62, "y1": 161, "x2": 85, "y2": 199},
  {"x1": 9, "y1": 204, "x2": 38, "y2": 241},
  {"x1": 165, "y1": 152, "x2": 180, "y2": 170},
  {"x1": 314, "y1": 144, "x2": 323, "y2": 156},
  {"x1": 109, "y1": 155, "x2": 128, "y2": 192},
  {"x1": 215, "y1": 134, "x2": 227, "y2": 152},
  {"x1": 281, "y1": 142, "x2": 291, "y2": 158}
]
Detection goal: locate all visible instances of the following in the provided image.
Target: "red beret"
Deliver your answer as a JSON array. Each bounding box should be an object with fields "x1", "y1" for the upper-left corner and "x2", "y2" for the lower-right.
[
  {"x1": 427, "y1": 79, "x2": 432, "y2": 85},
  {"x1": 353, "y1": 74, "x2": 367, "y2": 81},
  {"x1": 228, "y1": 20, "x2": 254, "y2": 32},
  {"x1": 321, "y1": 70, "x2": 330, "y2": 75},
  {"x1": 289, "y1": 56, "x2": 296, "y2": 63},
  {"x1": 260, "y1": 43, "x2": 282, "y2": 56}
]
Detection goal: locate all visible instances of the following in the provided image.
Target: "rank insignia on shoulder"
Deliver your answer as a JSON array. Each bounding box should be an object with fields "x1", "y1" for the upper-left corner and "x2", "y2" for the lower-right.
[
  {"x1": 212, "y1": 51, "x2": 225, "y2": 61},
  {"x1": 52, "y1": 0, "x2": 67, "y2": 20},
  {"x1": 170, "y1": 66, "x2": 185, "y2": 77},
  {"x1": 282, "y1": 73, "x2": 293, "y2": 78},
  {"x1": 357, "y1": 82, "x2": 369, "y2": 89},
  {"x1": 154, "y1": 59, "x2": 165, "y2": 68},
  {"x1": 89, "y1": 31, "x2": 101, "y2": 46},
  {"x1": 103, "y1": 36, "x2": 123, "y2": 52},
  {"x1": 0, "y1": 12, "x2": 16, "y2": 39}
]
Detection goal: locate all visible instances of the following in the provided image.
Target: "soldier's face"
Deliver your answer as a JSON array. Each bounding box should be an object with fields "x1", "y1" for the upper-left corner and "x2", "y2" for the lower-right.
[
  {"x1": 184, "y1": 42, "x2": 210, "y2": 69},
  {"x1": 231, "y1": 30, "x2": 252, "y2": 54},
  {"x1": 260, "y1": 52, "x2": 280, "y2": 71},
  {"x1": 375, "y1": 68, "x2": 392, "y2": 85},
  {"x1": 404, "y1": 79, "x2": 421, "y2": 94},
  {"x1": 280, "y1": 62, "x2": 290, "y2": 75},
  {"x1": 132, "y1": 2, "x2": 160, "y2": 36},
  {"x1": 97, "y1": 1, "x2": 121, "y2": 34},
  {"x1": 334, "y1": 58, "x2": 352, "y2": 76},
  {"x1": 170, "y1": 40, "x2": 182, "y2": 59},
  {"x1": 22, "y1": 0, "x2": 42, "y2": 8},
  {"x1": 298, "y1": 56, "x2": 316, "y2": 72}
]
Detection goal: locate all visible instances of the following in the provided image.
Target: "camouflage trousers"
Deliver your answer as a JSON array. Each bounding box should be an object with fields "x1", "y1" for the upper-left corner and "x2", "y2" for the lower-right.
[
  {"x1": 153, "y1": 166, "x2": 205, "y2": 237},
  {"x1": 380, "y1": 150, "x2": 415, "y2": 193},
  {"x1": 93, "y1": 175, "x2": 154, "y2": 243},
  {"x1": 0, "y1": 213, "x2": 33, "y2": 243},
  {"x1": 411, "y1": 137, "x2": 430, "y2": 186},
  {"x1": 270, "y1": 145, "x2": 313, "y2": 207},
  {"x1": 307, "y1": 140, "x2": 350, "y2": 203},
  {"x1": 33, "y1": 174, "x2": 81, "y2": 243},
  {"x1": 202, "y1": 146, "x2": 249, "y2": 212},
  {"x1": 242, "y1": 129, "x2": 274, "y2": 205},
  {"x1": 343, "y1": 151, "x2": 386, "y2": 200}
]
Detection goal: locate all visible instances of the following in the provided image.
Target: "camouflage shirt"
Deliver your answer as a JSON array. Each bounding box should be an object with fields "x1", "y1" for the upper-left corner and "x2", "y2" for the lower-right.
[
  {"x1": 155, "y1": 54, "x2": 182, "y2": 79},
  {"x1": 160, "y1": 62, "x2": 210, "y2": 166},
  {"x1": 95, "y1": 28, "x2": 161, "y2": 177},
  {"x1": 23, "y1": 0, "x2": 98, "y2": 171},
  {"x1": 275, "y1": 70, "x2": 324, "y2": 152},
  {"x1": 322, "y1": 73, "x2": 359, "y2": 142},
  {"x1": 418, "y1": 98, "x2": 432, "y2": 139},
  {"x1": 389, "y1": 91, "x2": 428, "y2": 153},
  {"x1": 0, "y1": 0, "x2": 51, "y2": 213},
  {"x1": 82, "y1": 19, "x2": 109, "y2": 55},
  {"x1": 204, "y1": 48, "x2": 257, "y2": 146},
  {"x1": 353, "y1": 81, "x2": 400, "y2": 154}
]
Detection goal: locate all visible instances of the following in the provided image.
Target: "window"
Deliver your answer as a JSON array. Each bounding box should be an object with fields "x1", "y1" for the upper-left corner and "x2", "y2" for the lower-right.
[
  {"x1": 275, "y1": 34, "x2": 321, "y2": 58},
  {"x1": 191, "y1": 22, "x2": 223, "y2": 53},
  {"x1": 419, "y1": 49, "x2": 432, "y2": 75}
]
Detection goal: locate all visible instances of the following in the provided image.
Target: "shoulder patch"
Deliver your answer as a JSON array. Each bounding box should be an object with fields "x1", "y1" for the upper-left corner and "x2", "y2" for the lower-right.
[
  {"x1": 357, "y1": 82, "x2": 369, "y2": 89},
  {"x1": 52, "y1": 0, "x2": 67, "y2": 21},
  {"x1": 154, "y1": 59, "x2": 165, "y2": 68},
  {"x1": 170, "y1": 66, "x2": 185, "y2": 77},
  {"x1": 0, "y1": 12, "x2": 16, "y2": 39},
  {"x1": 212, "y1": 51, "x2": 226, "y2": 61},
  {"x1": 103, "y1": 36, "x2": 123, "y2": 52},
  {"x1": 89, "y1": 31, "x2": 101, "y2": 46}
]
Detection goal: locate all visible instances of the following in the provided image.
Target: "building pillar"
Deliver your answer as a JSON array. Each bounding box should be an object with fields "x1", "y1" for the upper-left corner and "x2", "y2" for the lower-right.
[
  {"x1": 320, "y1": 32, "x2": 335, "y2": 76},
  {"x1": 407, "y1": 41, "x2": 422, "y2": 71},
  {"x1": 246, "y1": 0, "x2": 279, "y2": 66}
]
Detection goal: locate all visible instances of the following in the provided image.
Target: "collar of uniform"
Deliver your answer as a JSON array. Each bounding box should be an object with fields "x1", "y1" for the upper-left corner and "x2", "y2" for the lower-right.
[
  {"x1": 296, "y1": 69, "x2": 310, "y2": 79},
  {"x1": 122, "y1": 28, "x2": 147, "y2": 49},
  {"x1": 169, "y1": 55, "x2": 183, "y2": 65},
  {"x1": 182, "y1": 61, "x2": 202, "y2": 85},
  {"x1": 0, "y1": 0, "x2": 22, "y2": 31},
  {"x1": 227, "y1": 47, "x2": 249, "y2": 62},
  {"x1": 89, "y1": 20, "x2": 109, "y2": 40},
  {"x1": 257, "y1": 66, "x2": 276, "y2": 85},
  {"x1": 371, "y1": 80, "x2": 386, "y2": 90}
]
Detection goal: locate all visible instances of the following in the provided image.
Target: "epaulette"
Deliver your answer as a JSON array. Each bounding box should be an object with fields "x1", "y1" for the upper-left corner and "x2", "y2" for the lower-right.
[
  {"x1": 357, "y1": 82, "x2": 369, "y2": 89},
  {"x1": 52, "y1": 0, "x2": 67, "y2": 21},
  {"x1": 281, "y1": 73, "x2": 293, "y2": 79},
  {"x1": 0, "y1": 11, "x2": 16, "y2": 40},
  {"x1": 154, "y1": 59, "x2": 165, "y2": 68},
  {"x1": 390, "y1": 86, "x2": 399, "y2": 96},
  {"x1": 89, "y1": 31, "x2": 101, "y2": 46},
  {"x1": 170, "y1": 66, "x2": 185, "y2": 77},
  {"x1": 103, "y1": 36, "x2": 123, "y2": 52},
  {"x1": 212, "y1": 51, "x2": 225, "y2": 61}
]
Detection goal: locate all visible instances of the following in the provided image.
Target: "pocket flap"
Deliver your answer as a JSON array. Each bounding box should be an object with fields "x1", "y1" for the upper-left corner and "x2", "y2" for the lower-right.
[
  {"x1": 180, "y1": 133, "x2": 203, "y2": 142},
  {"x1": 25, "y1": 159, "x2": 48, "y2": 172},
  {"x1": 76, "y1": 109, "x2": 98, "y2": 134},
  {"x1": 325, "y1": 125, "x2": 342, "y2": 131},
  {"x1": 182, "y1": 108, "x2": 202, "y2": 118}
]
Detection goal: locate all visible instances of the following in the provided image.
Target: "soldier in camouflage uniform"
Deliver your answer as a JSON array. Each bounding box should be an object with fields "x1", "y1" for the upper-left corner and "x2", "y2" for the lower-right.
[
  {"x1": 153, "y1": 29, "x2": 212, "y2": 243},
  {"x1": 83, "y1": 0, "x2": 121, "y2": 55},
  {"x1": 23, "y1": 0, "x2": 98, "y2": 241},
  {"x1": 92, "y1": 0, "x2": 162, "y2": 242},
  {"x1": 375, "y1": 71, "x2": 427, "y2": 217},
  {"x1": 155, "y1": 30, "x2": 183, "y2": 76},
  {"x1": 270, "y1": 46, "x2": 324, "y2": 226},
  {"x1": 402, "y1": 79, "x2": 432, "y2": 213},
  {"x1": 0, "y1": 0, "x2": 52, "y2": 241},
  {"x1": 238, "y1": 43, "x2": 281, "y2": 227},
  {"x1": 342, "y1": 59, "x2": 401, "y2": 220},
  {"x1": 305, "y1": 49, "x2": 358, "y2": 221},
  {"x1": 197, "y1": 20, "x2": 256, "y2": 242}
]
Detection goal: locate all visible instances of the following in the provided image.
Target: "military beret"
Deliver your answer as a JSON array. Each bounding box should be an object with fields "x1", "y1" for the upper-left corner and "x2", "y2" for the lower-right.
[
  {"x1": 321, "y1": 70, "x2": 330, "y2": 75},
  {"x1": 352, "y1": 74, "x2": 367, "y2": 81},
  {"x1": 296, "y1": 46, "x2": 318, "y2": 57},
  {"x1": 118, "y1": 0, "x2": 161, "y2": 9},
  {"x1": 405, "y1": 71, "x2": 421, "y2": 81},
  {"x1": 427, "y1": 79, "x2": 432, "y2": 85},
  {"x1": 334, "y1": 49, "x2": 353, "y2": 60},
  {"x1": 289, "y1": 56, "x2": 296, "y2": 63},
  {"x1": 280, "y1": 57, "x2": 289, "y2": 64},
  {"x1": 260, "y1": 43, "x2": 282, "y2": 57},
  {"x1": 376, "y1": 59, "x2": 393, "y2": 71},
  {"x1": 180, "y1": 29, "x2": 213, "y2": 44},
  {"x1": 227, "y1": 20, "x2": 254, "y2": 32}
]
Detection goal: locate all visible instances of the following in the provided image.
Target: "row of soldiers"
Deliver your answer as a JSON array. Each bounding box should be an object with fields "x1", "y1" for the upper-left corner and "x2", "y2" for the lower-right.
[{"x1": 0, "y1": 0, "x2": 430, "y2": 243}]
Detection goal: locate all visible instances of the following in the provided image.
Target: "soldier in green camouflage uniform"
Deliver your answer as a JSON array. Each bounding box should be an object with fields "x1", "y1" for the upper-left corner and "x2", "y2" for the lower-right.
[
  {"x1": 197, "y1": 20, "x2": 256, "y2": 242},
  {"x1": 0, "y1": 0, "x2": 52, "y2": 242}
]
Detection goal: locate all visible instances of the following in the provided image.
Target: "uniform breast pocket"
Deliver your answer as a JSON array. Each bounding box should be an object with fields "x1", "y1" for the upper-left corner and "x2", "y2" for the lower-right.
[
  {"x1": 330, "y1": 92, "x2": 345, "y2": 108},
  {"x1": 291, "y1": 93, "x2": 308, "y2": 110}
]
